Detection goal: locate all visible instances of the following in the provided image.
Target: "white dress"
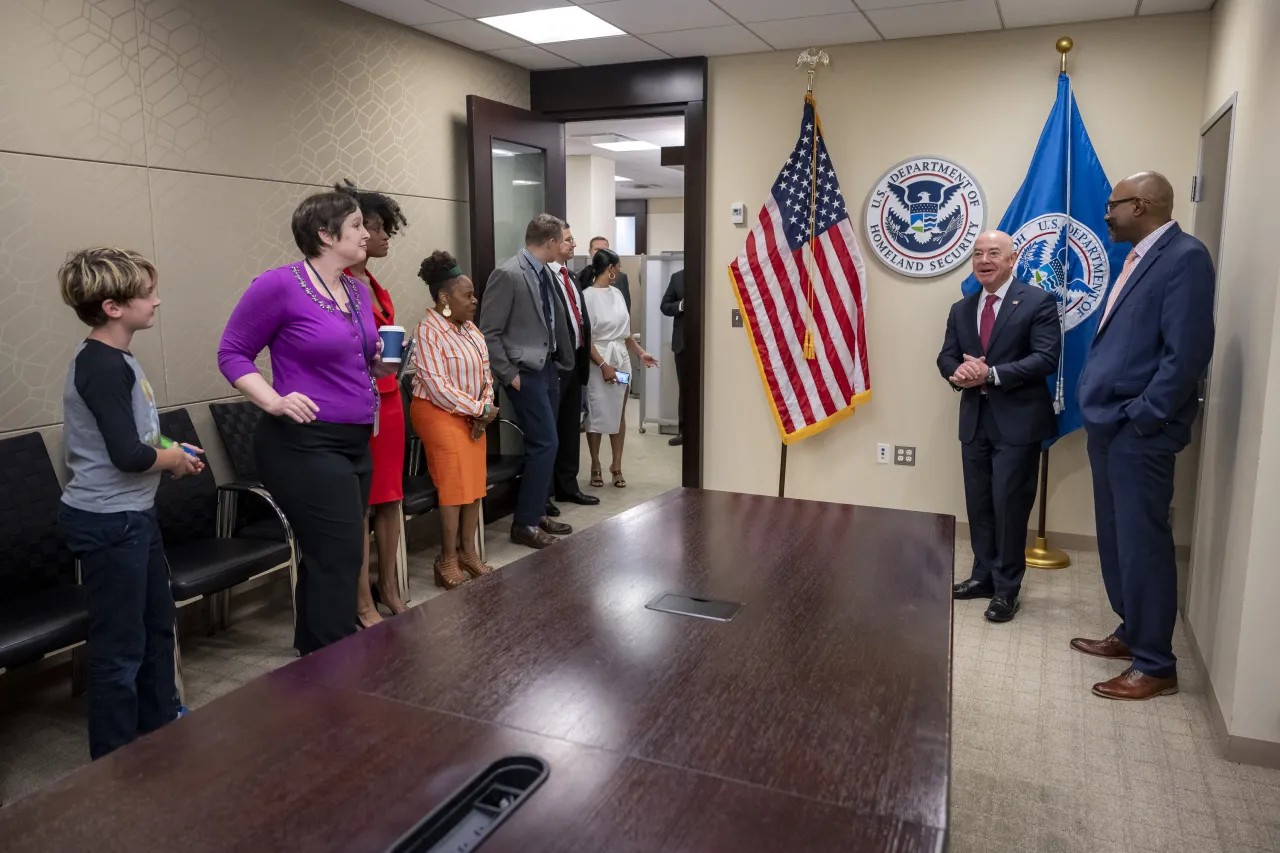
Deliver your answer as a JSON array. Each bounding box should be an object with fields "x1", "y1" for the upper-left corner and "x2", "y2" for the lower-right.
[{"x1": 582, "y1": 285, "x2": 631, "y2": 435}]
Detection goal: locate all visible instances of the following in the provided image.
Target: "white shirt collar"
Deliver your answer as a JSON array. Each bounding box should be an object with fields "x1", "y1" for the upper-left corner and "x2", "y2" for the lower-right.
[{"x1": 983, "y1": 275, "x2": 1014, "y2": 303}]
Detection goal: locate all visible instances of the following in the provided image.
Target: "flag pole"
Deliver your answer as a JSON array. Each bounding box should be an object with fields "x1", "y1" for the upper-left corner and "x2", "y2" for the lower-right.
[
  {"x1": 779, "y1": 443, "x2": 788, "y2": 498},
  {"x1": 1027, "y1": 35, "x2": 1075, "y2": 572}
]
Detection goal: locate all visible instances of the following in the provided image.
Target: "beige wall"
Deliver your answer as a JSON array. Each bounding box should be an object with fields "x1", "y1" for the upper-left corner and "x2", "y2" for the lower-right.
[
  {"x1": 647, "y1": 197, "x2": 685, "y2": 253},
  {"x1": 704, "y1": 14, "x2": 1210, "y2": 543},
  {"x1": 1186, "y1": 0, "x2": 1280, "y2": 748},
  {"x1": 0, "y1": 0, "x2": 528, "y2": 482}
]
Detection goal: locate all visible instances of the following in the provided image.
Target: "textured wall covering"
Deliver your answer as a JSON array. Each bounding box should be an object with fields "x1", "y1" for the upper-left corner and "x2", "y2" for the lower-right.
[{"x1": 0, "y1": 0, "x2": 528, "y2": 474}]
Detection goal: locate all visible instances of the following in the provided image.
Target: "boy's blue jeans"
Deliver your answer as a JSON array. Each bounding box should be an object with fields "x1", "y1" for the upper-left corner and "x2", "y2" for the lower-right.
[{"x1": 58, "y1": 504, "x2": 178, "y2": 759}]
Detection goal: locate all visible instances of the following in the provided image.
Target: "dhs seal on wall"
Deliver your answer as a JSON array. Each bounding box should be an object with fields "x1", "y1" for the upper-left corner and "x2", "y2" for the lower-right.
[
  {"x1": 1011, "y1": 214, "x2": 1110, "y2": 330},
  {"x1": 864, "y1": 157, "x2": 986, "y2": 278}
]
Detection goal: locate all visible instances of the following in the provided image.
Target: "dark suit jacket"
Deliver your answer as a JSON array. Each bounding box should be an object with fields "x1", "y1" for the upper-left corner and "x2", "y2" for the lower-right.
[
  {"x1": 937, "y1": 279, "x2": 1062, "y2": 445},
  {"x1": 478, "y1": 253, "x2": 574, "y2": 387},
  {"x1": 1078, "y1": 223, "x2": 1215, "y2": 446},
  {"x1": 551, "y1": 264, "x2": 593, "y2": 384},
  {"x1": 660, "y1": 270, "x2": 686, "y2": 355},
  {"x1": 615, "y1": 271, "x2": 632, "y2": 313}
]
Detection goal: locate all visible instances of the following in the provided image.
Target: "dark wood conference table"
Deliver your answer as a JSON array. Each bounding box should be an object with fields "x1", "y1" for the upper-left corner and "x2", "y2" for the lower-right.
[{"x1": 0, "y1": 488, "x2": 954, "y2": 852}]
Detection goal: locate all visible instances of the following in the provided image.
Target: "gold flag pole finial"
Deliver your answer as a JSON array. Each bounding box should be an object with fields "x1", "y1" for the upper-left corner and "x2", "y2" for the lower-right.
[
  {"x1": 795, "y1": 48, "x2": 829, "y2": 360},
  {"x1": 795, "y1": 47, "x2": 829, "y2": 94},
  {"x1": 1056, "y1": 36, "x2": 1073, "y2": 73}
]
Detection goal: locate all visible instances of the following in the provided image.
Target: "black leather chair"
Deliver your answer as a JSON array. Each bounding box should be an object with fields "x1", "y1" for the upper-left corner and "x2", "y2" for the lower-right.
[
  {"x1": 155, "y1": 409, "x2": 294, "y2": 635},
  {"x1": 0, "y1": 432, "x2": 88, "y2": 692},
  {"x1": 207, "y1": 400, "x2": 284, "y2": 542}
]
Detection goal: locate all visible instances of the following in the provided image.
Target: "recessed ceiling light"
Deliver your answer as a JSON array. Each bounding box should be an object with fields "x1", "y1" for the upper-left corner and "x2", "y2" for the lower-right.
[
  {"x1": 479, "y1": 7, "x2": 624, "y2": 45},
  {"x1": 512, "y1": 179, "x2": 542, "y2": 186},
  {"x1": 595, "y1": 141, "x2": 658, "y2": 152},
  {"x1": 614, "y1": 176, "x2": 633, "y2": 182}
]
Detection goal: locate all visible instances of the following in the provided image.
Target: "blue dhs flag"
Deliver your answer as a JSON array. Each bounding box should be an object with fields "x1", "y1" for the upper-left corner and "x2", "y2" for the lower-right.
[{"x1": 962, "y1": 73, "x2": 1130, "y2": 442}]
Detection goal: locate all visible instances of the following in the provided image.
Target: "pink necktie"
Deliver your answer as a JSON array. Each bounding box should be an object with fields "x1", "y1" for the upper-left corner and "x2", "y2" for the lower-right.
[
  {"x1": 1101, "y1": 249, "x2": 1141, "y2": 324},
  {"x1": 979, "y1": 293, "x2": 998, "y2": 351}
]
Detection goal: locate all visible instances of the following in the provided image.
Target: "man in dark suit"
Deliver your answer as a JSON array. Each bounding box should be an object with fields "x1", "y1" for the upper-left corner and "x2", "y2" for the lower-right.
[
  {"x1": 1073, "y1": 172, "x2": 1215, "y2": 701},
  {"x1": 547, "y1": 224, "x2": 600, "y2": 510},
  {"x1": 660, "y1": 269, "x2": 686, "y2": 446},
  {"x1": 938, "y1": 230, "x2": 1061, "y2": 623},
  {"x1": 587, "y1": 236, "x2": 631, "y2": 311},
  {"x1": 478, "y1": 214, "x2": 576, "y2": 550}
]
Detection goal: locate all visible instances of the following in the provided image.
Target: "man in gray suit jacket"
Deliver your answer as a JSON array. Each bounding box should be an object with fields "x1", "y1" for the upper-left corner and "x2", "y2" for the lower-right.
[{"x1": 479, "y1": 214, "x2": 576, "y2": 549}]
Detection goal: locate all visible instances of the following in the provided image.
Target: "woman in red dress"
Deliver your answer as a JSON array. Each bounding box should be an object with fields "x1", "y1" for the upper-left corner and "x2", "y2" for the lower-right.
[{"x1": 337, "y1": 181, "x2": 409, "y2": 625}]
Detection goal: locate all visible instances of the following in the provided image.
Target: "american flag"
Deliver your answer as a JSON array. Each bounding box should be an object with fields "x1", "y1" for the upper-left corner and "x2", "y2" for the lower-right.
[{"x1": 729, "y1": 95, "x2": 871, "y2": 445}]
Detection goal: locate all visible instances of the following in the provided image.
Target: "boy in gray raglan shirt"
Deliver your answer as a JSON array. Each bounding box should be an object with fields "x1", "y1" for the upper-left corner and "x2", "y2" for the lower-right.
[{"x1": 56, "y1": 248, "x2": 203, "y2": 759}]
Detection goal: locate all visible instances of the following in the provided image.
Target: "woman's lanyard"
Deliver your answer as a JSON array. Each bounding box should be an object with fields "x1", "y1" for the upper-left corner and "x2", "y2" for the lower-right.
[
  {"x1": 308, "y1": 260, "x2": 380, "y2": 430},
  {"x1": 308, "y1": 260, "x2": 370, "y2": 356}
]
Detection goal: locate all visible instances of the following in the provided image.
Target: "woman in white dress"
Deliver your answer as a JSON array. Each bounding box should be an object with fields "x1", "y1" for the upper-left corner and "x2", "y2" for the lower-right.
[{"x1": 580, "y1": 248, "x2": 657, "y2": 488}]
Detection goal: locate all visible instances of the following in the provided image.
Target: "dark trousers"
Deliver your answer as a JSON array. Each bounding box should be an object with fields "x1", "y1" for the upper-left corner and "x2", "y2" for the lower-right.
[
  {"x1": 961, "y1": 399, "x2": 1040, "y2": 600},
  {"x1": 58, "y1": 504, "x2": 178, "y2": 760},
  {"x1": 1087, "y1": 425, "x2": 1180, "y2": 678},
  {"x1": 673, "y1": 347, "x2": 687, "y2": 433},
  {"x1": 255, "y1": 417, "x2": 372, "y2": 656},
  {"x1": 552, "y1": 364, "x2": 585, "y2": 499},
  {"x1": 506, "y1": 361, "x2": 559, "y2": 528}
]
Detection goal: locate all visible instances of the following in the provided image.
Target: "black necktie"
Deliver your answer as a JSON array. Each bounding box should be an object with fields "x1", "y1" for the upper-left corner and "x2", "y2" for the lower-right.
[{"x1": 537, "y1": 266, "x2": 556, "y2": 352}]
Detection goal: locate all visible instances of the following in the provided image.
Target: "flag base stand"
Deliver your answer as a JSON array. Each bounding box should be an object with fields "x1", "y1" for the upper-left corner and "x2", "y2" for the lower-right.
[
  {"x1": 1026, "y1": 537, "x2": 1072, "y2": 570},
  {"x1": 1027, "y1": 449, "x2": 1072, "y2": 570}
]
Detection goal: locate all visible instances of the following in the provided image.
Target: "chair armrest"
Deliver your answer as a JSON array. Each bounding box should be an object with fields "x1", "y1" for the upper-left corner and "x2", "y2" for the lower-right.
[
  {"x1": 496, "y1": 417, "x2": 523, "y2": 437},
  {"x1": 215, "y1": 483, "x2": 296, "y2": 548}
]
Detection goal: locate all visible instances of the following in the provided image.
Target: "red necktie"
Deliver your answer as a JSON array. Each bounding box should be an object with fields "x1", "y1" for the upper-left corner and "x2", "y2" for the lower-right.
[
  {"x1": 979, "y1": 293, "x2": 998, "y2": 351},
  {"x1": 560, "y1": 268, "x2": 583, "y2": 341}
]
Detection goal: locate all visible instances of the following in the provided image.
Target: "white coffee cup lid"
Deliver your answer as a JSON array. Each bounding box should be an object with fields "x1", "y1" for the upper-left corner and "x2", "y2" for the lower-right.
[{"x1": 379, "y1": 325, "x2": 405, "y2": 333}]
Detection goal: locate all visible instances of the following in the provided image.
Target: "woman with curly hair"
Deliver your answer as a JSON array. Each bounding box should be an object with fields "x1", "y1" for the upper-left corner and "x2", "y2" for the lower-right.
[
  {"x1": 335, "y1": 180, "x2": 410, "y2": 624},
  {"x1": 409, "y1": 251, "x2": 497, "y2": 589}
]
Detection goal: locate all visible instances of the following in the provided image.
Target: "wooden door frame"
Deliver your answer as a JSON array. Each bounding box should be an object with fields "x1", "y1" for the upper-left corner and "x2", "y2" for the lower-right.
[{"x1": 530, "y1": 58, "x2": 707, "y2": 489}]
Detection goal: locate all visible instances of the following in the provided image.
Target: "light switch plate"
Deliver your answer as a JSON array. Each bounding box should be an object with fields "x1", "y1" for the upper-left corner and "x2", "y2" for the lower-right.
[{"x1": 731, "y1": 309, "x2": 743, "y2": 328}]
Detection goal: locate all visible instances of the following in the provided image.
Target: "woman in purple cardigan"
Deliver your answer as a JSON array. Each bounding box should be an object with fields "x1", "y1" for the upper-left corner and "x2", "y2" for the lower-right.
[{"x1": 218, "y1": 191, "x2": 396, "y2": 655}]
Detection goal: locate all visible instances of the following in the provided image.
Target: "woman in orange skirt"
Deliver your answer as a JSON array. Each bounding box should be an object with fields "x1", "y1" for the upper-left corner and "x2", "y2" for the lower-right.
[{"x1": 410, "y1": 251, "x2": 497, "y2": 589}]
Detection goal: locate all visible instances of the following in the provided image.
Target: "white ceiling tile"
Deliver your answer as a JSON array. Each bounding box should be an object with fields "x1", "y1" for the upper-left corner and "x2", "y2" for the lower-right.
[
  {"x1": 1138, "y1": 0, "x2": 1215, "y2": 13},
  {"x1": 701, "y1": 0, "x2": 862, "y2": 24},
  {"x1": 749, "y1": 12, "x2": 880, "y2": 49},
  {"x1": 416, "y1": 18, "x2": 529, "y2": 49},
  {"x1": 577, "y1": 0, "x2": 735, "y2": 34},
  {"x1": 999, "y1": 0, "x2": 1138, "y2": 28},
  {"x1": 337, "y1": 0, "x2": 462, "y2": 26},
  {"x1": 865, "y1": 0, "x2": 1002, "y2": 39},
  {"x1": 543, "y1": 35, "x2": 670, "y2": 64},
  {"x1": 431, "y1": 0, "x2": 570, "y2": 16},
  {"x1": 487, "y1": 45, "x2": 580, "y2": 67},
  {"x1": 855, "y1": 0, "x2": 971, "y2": 9},
  {"x1": 643, "y1": 24, "x2": 773, "y2": 57}
]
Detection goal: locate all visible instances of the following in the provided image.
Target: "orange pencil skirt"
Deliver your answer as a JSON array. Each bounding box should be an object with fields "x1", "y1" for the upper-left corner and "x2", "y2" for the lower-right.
[{"x1": 409, "y1": 397, "x2": 488, "y2": 507}]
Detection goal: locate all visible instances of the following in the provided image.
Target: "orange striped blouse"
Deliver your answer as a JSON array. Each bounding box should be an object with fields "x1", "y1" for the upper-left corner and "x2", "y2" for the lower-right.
[{"x1": 411, "y1": 309, "x2": 494, "y2": 418}]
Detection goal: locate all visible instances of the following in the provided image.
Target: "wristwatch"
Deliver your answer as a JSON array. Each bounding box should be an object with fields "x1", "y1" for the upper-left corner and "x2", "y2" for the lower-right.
[{"x1": 987, "y1": 367, "x2": 996, "y2": 385}]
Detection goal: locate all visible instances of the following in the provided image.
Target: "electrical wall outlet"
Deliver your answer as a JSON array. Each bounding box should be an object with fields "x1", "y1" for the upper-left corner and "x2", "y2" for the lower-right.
[
  {"x1": 895, "y1": 446, "x2": 916, "y2": 466},
  {"x1": 731, "y1": 308, "x2": 743, "y2": 328},
  {"x1": 877, "y1": 443, "x2": 891, "y2": 464}
]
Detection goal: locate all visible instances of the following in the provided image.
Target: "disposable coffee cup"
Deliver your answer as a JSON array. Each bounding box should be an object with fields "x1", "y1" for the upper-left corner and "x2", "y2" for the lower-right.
[{"x1": 379, "y1": 325, "x2": 406, "y2": 363}]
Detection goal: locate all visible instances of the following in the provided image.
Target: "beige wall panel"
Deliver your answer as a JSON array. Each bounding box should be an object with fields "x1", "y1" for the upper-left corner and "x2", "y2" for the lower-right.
[
  {"x1": 705, "y1": 14, "x2": 1210, "y2": 541},
  {"x1": 136, "y1": 0, "x2": 528, "y2": 199},
  {"x1": 0, "y1": 0, "x2": 146, "y2": 164},
  {"x1": 147, "y1": 170, "x2": 313, "y2": 405},
  {"x1": 0, "y1": 151, "x2": 160, "y2": 433}
]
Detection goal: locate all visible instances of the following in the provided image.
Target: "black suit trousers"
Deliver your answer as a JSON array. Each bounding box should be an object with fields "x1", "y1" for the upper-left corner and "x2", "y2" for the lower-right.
[
  {"x1": 961, "y1": 397, "x2": 1040, "y2": 600},
  {"x1": 552, "y1": 357, "x2": 586, "y2": 498}
]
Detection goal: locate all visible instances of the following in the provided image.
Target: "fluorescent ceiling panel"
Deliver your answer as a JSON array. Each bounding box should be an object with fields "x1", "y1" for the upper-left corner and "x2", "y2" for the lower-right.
[{"x1": 480, "y1": 6, "x2": 625, "y2": 43}]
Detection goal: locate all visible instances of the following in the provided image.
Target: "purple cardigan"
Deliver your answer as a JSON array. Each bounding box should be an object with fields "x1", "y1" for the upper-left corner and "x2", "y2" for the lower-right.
[{"x1": 218, "y1": 262, "x2": 380, "y2": 425}]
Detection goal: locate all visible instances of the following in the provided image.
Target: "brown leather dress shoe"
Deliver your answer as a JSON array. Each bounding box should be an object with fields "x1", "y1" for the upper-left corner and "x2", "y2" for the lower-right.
[
  {"x1": 539, "y1": 516, "x2": 572, "y2": 536},
  {"x1": 1092, "y1": 667, "x2": 1178, "y2": 701},
  {"x1": 1070, "y1": 634, "x2": 1133, "y2": 660},
  {"x1": 511, "y1": 525, "x2": 558, "y2": 549},
  {"x1": 434, "y1": 555, "x2": 467, "y2": 590},
  {"x1": 458, "y1": 551, "x2": 493, "y2": 578}
]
